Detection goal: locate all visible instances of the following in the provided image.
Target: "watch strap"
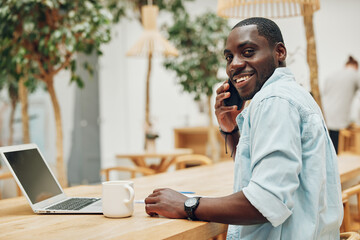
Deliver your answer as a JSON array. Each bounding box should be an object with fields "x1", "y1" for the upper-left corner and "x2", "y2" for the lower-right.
[{"x1": 185, "y1": 197, "x2": 201, "y2": 221}]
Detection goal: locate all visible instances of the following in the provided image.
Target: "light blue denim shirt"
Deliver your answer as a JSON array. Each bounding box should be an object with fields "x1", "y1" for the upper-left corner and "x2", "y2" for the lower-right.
[{"x1": 227, "y1": 67, "x2": 343, "y2": 240}]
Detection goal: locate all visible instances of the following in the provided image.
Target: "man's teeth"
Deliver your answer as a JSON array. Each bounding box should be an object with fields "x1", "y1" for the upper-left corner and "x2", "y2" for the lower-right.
[{"x1": 235, "y1": 75, "x2": 250, "y2": 83}]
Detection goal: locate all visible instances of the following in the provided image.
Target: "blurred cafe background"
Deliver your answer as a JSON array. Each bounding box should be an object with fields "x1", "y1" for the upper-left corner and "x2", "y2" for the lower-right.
[{"x1": 0, "y1": 0, "x2": 359, "y2": 200}]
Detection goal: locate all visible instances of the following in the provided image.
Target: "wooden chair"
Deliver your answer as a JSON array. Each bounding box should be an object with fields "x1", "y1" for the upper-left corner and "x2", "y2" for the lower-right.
[
  {"x1": 100, "y1": 166, "x2": 156, "y2": 181},
  {"x1": 341, "y1": 184, "x2": 360, "y2": 232},
  {"x1": 0, "y1": 171, "x2": 21, "y2": 199},
  {"x1": 340, "y1": 232, "x2": 360, "y2": 240},
  {"x1": 174, "y1": 154, "x2": 213, "y2": 170},
  {"x1": 339, "y1": 129, "x2": 355, "y2": 154},
  {"x1": 338, "y1": 124, "x2": 360, "y2": 155}
]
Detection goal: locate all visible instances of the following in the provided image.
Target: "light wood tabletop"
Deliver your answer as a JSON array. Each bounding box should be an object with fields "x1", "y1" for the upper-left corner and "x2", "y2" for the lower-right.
[
  {"x1": 115, "y1": 148, "x2": 193, "y2": 173},
  {"x1": 0, "y1": 160, "x2": 233, "y2": 240},
  {"x1": 2, "y1": 154, "x2": 359, "y2": 239}
]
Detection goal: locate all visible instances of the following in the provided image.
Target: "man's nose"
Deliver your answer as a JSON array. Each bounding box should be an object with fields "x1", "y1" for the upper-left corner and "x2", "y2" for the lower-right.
[{"x1": 230, "y1": 55, "x2": 246, "y2": 72}]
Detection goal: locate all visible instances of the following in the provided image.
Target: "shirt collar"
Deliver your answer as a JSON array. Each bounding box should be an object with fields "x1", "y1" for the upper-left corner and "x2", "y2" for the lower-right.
[
  {"x1": 262, "y1": 67, "x2": 294, "y2": 89},
  {"x1": 235, "y1": 67, "x2": 294, "y2": 125}
]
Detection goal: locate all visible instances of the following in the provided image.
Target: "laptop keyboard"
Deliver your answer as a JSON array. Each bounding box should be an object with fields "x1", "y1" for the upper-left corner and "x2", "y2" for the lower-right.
[{"x1": 46, "y1": 198, "x2": 100, "y2": 211}]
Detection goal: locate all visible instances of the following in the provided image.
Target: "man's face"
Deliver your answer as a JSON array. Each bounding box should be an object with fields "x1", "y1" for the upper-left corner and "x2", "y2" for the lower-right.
[{"x1": 224, "y1": 25, "x2": 278, "y2": 100}]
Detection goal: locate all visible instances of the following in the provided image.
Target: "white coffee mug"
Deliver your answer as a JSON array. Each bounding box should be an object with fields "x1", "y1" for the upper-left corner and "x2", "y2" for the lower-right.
[{"x1": 102, "y1": 180, "x2": 135, "y2": 218}]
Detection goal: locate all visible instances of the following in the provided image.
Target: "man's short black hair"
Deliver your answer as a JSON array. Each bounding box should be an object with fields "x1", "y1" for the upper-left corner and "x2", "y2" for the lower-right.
[{"x1": 232, "y1": 17, "x2": 284, "y2": 47}]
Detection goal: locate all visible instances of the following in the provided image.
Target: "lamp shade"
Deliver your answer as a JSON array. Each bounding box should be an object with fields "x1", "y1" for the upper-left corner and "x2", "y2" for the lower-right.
[
  {"x1": 126, "y1": 5, "x2": 178, "y2": 57},
  {"x1": 217, "y1": 0, "x2": 320, "y2": 19}
]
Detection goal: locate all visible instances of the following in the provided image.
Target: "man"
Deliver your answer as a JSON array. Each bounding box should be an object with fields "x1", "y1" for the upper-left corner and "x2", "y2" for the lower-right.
[
  {"x1": 145, "y1": 17, "x2": 343, "y2": 239},
  {"x1": 321, "y1": 56, "x2": 360, "y2": 153}
]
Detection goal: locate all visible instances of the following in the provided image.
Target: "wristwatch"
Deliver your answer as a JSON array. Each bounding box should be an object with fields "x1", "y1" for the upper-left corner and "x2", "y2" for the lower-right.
[{"x1": 184, "y1": 197, "x2": 201, "y2": 221}]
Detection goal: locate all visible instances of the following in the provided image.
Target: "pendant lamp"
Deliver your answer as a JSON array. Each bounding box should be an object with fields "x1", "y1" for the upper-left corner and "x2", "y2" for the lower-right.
[
  {"x1": 126, "y1": 5, "x2": 179, "y2": 57},
  {"x1": 217, "y1": 0, "x2": 320, "y2": 19},
  {"x1": 126, "y1": 2, "x2": 178, "y2": 151}
]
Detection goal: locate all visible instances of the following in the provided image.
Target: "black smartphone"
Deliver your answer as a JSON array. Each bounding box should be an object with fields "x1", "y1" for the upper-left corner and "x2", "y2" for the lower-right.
[{"x1": 223, "y1": 79, "x2": 243, "y2": 110}]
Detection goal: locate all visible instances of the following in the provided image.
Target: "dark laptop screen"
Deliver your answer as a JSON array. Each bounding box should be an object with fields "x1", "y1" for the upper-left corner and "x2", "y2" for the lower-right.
[{"x1": 5, "y1": 148, "x2": 62, "y2": 204}]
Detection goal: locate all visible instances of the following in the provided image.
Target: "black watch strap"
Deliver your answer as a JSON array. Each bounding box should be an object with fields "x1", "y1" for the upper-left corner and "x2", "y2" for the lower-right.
[{"x1": 184, "y1": 197, "x2": 201, "y2": 221}]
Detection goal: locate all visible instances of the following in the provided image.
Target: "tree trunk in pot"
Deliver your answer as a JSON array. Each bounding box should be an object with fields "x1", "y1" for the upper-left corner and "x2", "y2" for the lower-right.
[
  {"x1": 45, "y1": 76, "x2": 67, "y2": 187},
  {"x1": 144, "y1": 52, "x2": 153, "y2": 151},
  {"x1": 18, "y1": 76, "x2": 30, "y2": 144},
  {"x1": 8, "y1": 85, "x2": 18, "y2": 145}
]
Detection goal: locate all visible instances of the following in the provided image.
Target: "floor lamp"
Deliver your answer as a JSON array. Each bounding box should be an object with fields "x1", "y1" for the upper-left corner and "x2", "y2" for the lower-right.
[
  {"x1": 126, "y1": 3, "x2": 178, "y2": 151},
  {"x1": 217, "y1": 0, "x2": 323, "y2": 110}
]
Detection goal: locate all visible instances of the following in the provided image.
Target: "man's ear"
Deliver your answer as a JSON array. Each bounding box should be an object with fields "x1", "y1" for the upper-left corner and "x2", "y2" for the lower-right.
[{"x1": 274, "y1": 42, "x2": 287, "y2": 66}]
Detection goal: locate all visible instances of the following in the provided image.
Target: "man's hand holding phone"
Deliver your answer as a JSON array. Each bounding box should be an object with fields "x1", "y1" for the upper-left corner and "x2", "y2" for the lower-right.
[
  {"x1": 214, "y1": 80, "x2": 244, "y2": 133},
  {"x1": 224, "y1": 79, "x2": 243, "y2": 110}
]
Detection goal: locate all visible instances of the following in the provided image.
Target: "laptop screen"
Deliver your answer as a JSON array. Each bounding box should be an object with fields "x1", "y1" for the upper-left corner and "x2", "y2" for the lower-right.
[{"x1": 4, "y1": 148, "x2": 62, "y2": 204}]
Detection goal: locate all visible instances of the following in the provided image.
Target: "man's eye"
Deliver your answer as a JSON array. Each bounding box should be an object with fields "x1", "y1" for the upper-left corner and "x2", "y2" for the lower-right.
[
  {"x1": 225, "y1": 55, "x2": 233, "y2": 62},
  {"x1": 243, "y1": 49, "x2": 255, "y2": 57}
]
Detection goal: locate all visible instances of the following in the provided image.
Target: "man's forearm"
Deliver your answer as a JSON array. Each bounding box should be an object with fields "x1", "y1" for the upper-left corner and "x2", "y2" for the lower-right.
[{"x1": 194, "y1": 191, "x2": 268, "y2": 225}]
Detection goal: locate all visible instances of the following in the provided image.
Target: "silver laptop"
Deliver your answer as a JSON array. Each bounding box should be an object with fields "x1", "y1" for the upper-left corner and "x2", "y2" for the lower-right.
[{"x1": 0, "y1": 143, "x2": 102, "y2": 214}]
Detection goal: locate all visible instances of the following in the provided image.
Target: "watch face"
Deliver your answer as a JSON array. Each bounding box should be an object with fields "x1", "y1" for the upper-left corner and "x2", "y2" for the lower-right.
[{"x1": 185, "y1": 198, "x2": 197, "y2": 207}]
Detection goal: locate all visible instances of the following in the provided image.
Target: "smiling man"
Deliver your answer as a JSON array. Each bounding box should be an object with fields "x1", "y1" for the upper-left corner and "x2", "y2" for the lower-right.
[{"x1": 145, "y1": 17, "x2": 343, "y2": 239}]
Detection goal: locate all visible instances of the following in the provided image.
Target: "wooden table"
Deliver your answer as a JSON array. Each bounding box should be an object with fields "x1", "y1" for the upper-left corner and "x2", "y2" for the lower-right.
[
  {"x1": 2, "y1": 155, "x2": 359, "y2": 240},
  {"x1": 115, "y1": 148, "x2": 193, "y2": 173},
  {"x1": 338, "y1": 154, "x2": 360, "y2": 184},
  {"x1": 0, "y1": 161, "x2": 233, "y2": 240}
]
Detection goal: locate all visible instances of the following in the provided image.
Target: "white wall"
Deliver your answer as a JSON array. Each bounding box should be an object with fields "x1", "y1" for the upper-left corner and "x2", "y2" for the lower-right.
[{"x1": 1, "y1": 0, "x2": 360, "y2": 191}]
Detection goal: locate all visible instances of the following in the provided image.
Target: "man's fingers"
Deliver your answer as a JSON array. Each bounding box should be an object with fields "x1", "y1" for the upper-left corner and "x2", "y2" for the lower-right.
[
  {"x1": 216, "y1": 81, "x2": 230, "y2": 94},
  {"x1": 215, "y1": 105, "x2": 238, "y2": 115},
  {"x1": 145, "y1": 203, "x2": 160, "y2": 216},
  {"x1": 152, "y1": 188, "x2": 166, "y2": 193},
  {"x1": 144, "y1": 196, "x2": 158, "y2": 204},
  {"x1": 149, "y1": 212, "x2": 158, "y2": 217},
  {"x1": 146, "y1": 188, "x2": 165, "y2": 198},
  {"x1": 215, "y1": 92, "x2": 230, "y2": 108}
]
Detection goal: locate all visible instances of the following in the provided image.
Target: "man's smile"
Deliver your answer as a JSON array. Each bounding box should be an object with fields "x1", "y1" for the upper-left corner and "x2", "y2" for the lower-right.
[
  {"x1": 232, "y1": 72, "x2": 255, "y2": 88},
  {"x1": 233, "y1": 74, "x2": 252, "y2": 83}
]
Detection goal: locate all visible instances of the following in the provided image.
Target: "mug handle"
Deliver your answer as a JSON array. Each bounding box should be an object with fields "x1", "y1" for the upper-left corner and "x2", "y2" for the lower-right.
[{"x1": 124, "y1": 184, "x2": 135, "y2": 204}]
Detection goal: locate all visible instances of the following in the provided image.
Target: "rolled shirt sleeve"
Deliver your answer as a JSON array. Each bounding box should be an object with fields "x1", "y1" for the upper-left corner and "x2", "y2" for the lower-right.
[{"x1": 242, "y1": 96, "x2": 302, "y2": 227}]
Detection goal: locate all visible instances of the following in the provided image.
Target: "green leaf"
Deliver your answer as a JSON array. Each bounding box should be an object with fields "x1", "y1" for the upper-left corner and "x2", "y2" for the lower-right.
[{"x1": 163, "y1": 11, "x2": 230, "y2": 100}]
